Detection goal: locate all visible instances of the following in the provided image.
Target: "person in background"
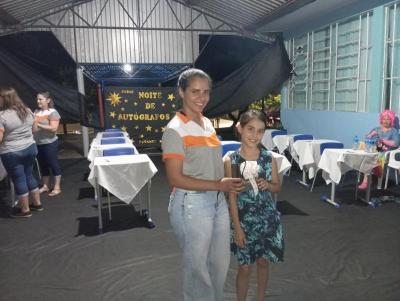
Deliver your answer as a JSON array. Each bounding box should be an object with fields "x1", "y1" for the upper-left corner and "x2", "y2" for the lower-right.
[
  {"x1": 0, "y1": 87, "x2": 43, "y2": 217},
  {"x1": 34, "y1": 91, "x2": 62, "y2": 196},
  {"x1": 359, "y1": 109, "x2": 400, "y2": 189},
  {"x1": 162, "y1": 68, "x2": 244, "y2": 301},
  {"x1": 224, "y1": 109, "x2": 284, "y2": 301}
]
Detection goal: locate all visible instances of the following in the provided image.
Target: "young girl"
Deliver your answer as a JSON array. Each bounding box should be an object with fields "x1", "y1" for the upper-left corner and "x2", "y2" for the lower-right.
[{"x1": 224, "y1": 109, "x2": 284, "y2": 301}]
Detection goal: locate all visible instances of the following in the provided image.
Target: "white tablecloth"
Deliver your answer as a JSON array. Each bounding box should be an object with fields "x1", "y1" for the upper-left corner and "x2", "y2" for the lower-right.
[
  {"x1": 292, "y1": 139, "x2": 340, "y2": 178},
  {"x1": 318, "y1": 149, "x2": 378, "y2": 184},
  {"x1": 261, "y1": 129, "x2": 278, "y2": 150},
  {"x1": 272, "y1": 134, "x2": 300, "y2": 154},
  {"x1": 88, "y1": 154, "x2": 158, "y2": 204}
]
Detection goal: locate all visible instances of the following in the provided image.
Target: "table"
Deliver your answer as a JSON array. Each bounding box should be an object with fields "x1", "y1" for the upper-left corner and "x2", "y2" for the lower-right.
[
  {"x1": 87, "y1": 154, "x2": 158, "y2": 233},
  {"x1": 292, "y1": 139, "x2": 340, "y2": 179},
  {"x1": 272, "y1": 134, "x2": 301, "y2": 154},
  {"x1": 261, "y1": 129, "x2": 278, "y2": 150},
  {"x1": 318, "y1": 149, "x2": 379, "y2": 207}
]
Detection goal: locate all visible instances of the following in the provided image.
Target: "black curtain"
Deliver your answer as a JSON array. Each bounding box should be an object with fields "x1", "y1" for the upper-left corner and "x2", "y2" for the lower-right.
[
  {"x1": 0, "y1": 48, "x2": 80, "y2": 122},
  {"x1": 204, "y1": 36, "x2": 291, "y2": 117}
]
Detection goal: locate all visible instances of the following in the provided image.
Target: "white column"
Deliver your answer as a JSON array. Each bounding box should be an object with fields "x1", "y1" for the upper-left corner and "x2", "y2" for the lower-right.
[{"x1": 76, "y1": 67, "x2": 89, "y2": 157}]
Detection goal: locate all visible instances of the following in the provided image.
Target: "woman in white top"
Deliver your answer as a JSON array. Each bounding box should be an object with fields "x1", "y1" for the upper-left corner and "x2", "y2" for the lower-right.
[{"x1": 34, "y1": 91, "x2": 62, "y2": 196}]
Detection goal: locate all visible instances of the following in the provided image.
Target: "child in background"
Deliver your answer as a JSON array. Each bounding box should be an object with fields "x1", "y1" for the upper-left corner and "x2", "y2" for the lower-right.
[{"x1": 223, "y1": 109, "x2": 284, "y2": 301}]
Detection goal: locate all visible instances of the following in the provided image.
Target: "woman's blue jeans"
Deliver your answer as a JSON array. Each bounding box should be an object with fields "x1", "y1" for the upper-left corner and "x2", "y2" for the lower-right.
[
  {"x1": 168, "y1": 189, "x2": 230, "y2": 301},
  {"x1": 0, "y1": 143, "x2": 39, "y2": 196},
  {"x1": 37, "y1": 140, "x2": 61, "y2": 176}
]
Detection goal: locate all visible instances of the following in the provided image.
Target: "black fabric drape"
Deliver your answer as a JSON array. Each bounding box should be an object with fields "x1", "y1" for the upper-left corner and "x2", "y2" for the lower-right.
[
  {"x1": 0, "y1": 48, "x2": 79, "y2": 122},
  {"x1": 204, "y1": 37, "x2": 291, "y2": 117}
]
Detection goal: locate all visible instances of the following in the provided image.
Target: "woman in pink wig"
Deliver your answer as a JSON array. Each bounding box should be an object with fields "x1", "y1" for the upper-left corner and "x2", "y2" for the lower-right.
[{"x1": 359, "y1": 109, "x2": 399, "y2": 189}]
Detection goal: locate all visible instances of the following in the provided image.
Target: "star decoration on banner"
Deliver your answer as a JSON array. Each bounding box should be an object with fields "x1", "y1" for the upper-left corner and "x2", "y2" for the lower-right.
[
  {"x1": 168, "y1": 94, "x2": 175, "y2": 101},
  {"x1": 162, "y1": 103, "x2": 165, "y2": 107},
  {"x1": 121, "y1": 107, "x2": 125, "y2": 111},
  {"x1": 107, "y1": 92, "x2": 122, "y2": 107},
  {"x1": 172, "y1": 104, "x2": 176, "y2": 108},
  {"x1": 134, "y1": 102, "x2": 138, "y2": 106},
  {"x1": 112, "y1": 124, "x2": 116, "y2": 128},
  {"x1": 146, "y1": 125, "x2": 152, "y2": 132},
  {"x1": 140, "y1": 134, "x2": 144, "y2": 138},
  {"x1": 110, "y1": 111, "x2": 116, "y2": 118},
  {"x1": 161, "y1": 126, "x2": 166, "y2": 132},
  {"x1": 121, "y1": 126, "x2": 127, "y2": 132},
  {"x1": 155, "y1": 129, "x2": 159, "y2": 133},
  {"x1": 124, "y1": 99, "x2": 128, "y2": 103},
  {"x1": 134, "y1": 125, "x2": 139, "y2": 130}
]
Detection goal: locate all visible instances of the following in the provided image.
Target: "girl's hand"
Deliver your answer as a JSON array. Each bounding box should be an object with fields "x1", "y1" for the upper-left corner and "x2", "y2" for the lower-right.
[
  {"x1": 234, "y1": 228, "x2": 246, "y2": 248},
  {"x1": 256, "y1": 178, "x2": 269, "y2": 191}
]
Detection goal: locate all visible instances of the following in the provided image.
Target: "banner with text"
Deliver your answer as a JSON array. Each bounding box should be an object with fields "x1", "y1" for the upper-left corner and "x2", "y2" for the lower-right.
[{"x1": 103, "y1": 87, "x2": 179, "y2": 148}]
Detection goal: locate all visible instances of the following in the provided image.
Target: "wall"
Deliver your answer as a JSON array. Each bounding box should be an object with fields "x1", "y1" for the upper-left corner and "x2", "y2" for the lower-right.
[
  {"x1": 281, "y1": 109, "x2": 378, "y2": 148},
  {"x1": 281, "y1": 4, "x2": 389, "y2": 147}
]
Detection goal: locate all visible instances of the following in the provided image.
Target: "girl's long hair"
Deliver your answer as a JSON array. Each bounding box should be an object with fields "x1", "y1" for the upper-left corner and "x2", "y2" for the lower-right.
[{"x1": 0, "y1": 87, "x2": 29, "y2": 121}]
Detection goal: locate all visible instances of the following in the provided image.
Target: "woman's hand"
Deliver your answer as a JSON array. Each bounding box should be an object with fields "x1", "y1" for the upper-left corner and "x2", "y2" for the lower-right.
[
  {"x1": 256, "y1": 178, "x2": 269, "y2": 191},
  {"x1": 234, "y1": 227, "x2": 246, "y2": 248},
  {"x1": 219, "y1": 177, "x2": 244, "y2": 193}
]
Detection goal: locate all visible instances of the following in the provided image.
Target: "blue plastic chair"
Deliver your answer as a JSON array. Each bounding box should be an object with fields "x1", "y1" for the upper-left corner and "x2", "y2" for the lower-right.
[
  {"x1": 100, "y1": 138, "x2": 125, "y2": 145},
  {"x1": 293, "y1": 134, "x2": 313, "y2": 142},
  {"x1": 105, "y1": 128, "x2": 123, "y2": 133},
  {"x1": 102, "y1": 132, "x2": 124, "y2": 138},
  {"x1": 310, "y1": 142, "x2": 344, "y2": 191},
  {"x1": 103, "y1": 147, "x2": 136, "y2": 156},
  {"x1": 222, "y1": 142, "x2": 241, "y2": 157},
  {"x1": 271, "y1": 129, "x2": 287, "y2": 139}
]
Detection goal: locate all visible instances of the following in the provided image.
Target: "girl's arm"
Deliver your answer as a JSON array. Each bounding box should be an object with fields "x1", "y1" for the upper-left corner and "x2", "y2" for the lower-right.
[
  {"x1": 165, "y1": 158, "x2": 244, "y2": 193},
  {"x1": 257, "y1": 157, "x2": 281, "y2": 193},
  {"x1": 37, "y1": 118, "x2": 59, "y2": 133},
  {"x1": 224, "y1": 157, "x2": 246, "y2": 248}
]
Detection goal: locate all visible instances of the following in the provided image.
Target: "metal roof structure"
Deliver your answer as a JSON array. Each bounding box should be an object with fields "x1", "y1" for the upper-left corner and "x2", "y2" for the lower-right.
[{"x1": 0, "y1": 0, "x2": 389, "y2": 82}]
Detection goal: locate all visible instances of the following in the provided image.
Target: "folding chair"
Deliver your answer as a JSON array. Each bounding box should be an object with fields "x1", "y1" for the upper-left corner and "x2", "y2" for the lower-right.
[
  {"x1": 271, "y1": 129, "x2": 287, "y2": 139},
  {"x1": 102, "y1": 132, "x2": 124, "y2": 138},
  {"x1": 105, "y1": 129, "x2": 123, "y2": 133},
  {"x1": 310, "y1": 142, "x2": 344, "y2": 191},
  {"x1": 222, "y1": 142, "x2": 241, "y2": 157},
  {"x1": 100, "y1": 137, "x2": 125, "y2": 145}
]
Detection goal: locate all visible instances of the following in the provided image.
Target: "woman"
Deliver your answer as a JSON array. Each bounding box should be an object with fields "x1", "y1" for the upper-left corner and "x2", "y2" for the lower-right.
[
  {"x1": 161, "y1": 68, "x2": 244, "y2": 301},
  {"x1": 34, "y1": 91, "x2": 62, "y2": 196},
  {"x1": 0, "y1": 87, "x2": 42, "y2": 218},
  {"x1": 359, "y1": 109, "x2": 400, "y2": 189}
]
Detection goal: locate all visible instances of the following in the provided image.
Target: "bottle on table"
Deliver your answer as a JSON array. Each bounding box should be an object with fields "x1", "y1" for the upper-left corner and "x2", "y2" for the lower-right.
[{"x1": 352, "y1": 135, "x2": 359, "y2": 150}]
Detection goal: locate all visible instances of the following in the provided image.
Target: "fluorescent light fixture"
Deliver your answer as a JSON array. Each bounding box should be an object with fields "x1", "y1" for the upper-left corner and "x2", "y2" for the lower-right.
[{"x1": 123, "y1": 64, "x2": 132, "y2": 72}]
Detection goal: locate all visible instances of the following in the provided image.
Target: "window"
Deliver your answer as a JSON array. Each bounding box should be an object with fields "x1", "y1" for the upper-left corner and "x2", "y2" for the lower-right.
[
  {"x1": 287, "y1": 12, "x2": 372, "y2": 112},
  {"x1": 383, "y1": 2, "x2": 400, "y2": 112}
]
